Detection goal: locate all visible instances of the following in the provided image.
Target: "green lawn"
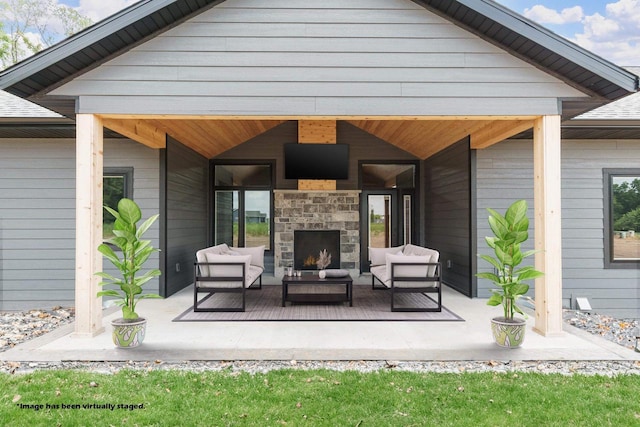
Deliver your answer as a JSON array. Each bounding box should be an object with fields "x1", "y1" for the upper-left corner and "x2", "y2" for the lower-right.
[{"x1": 2, "y1": 369, "x2": 639, "y2": 426}]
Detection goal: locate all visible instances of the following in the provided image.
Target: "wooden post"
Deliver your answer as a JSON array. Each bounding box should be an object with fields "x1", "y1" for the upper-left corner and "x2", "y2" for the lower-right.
[
  {"x1": 297, "y1": 120, "x2": 337, "y2": 191},
  {"x1": 73, "y1": 114, "x2": 105, "y2": 337},
  {"x1": 533, "y1": 115, "x2": 564, "y2": 336}
]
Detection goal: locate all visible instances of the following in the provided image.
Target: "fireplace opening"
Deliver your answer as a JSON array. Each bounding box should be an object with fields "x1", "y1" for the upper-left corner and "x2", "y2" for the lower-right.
[{"x1": 293, "y1": 230, "x2": 341, "y2": 271}]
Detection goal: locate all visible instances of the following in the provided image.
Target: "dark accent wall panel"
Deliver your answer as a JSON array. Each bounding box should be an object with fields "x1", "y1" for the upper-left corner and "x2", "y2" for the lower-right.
[
  {"x1": 215, "y1": 121, "x2": 418, "y2": 190},
  {"x1": 424, "y1": 138, "x2": 474, "y2": 297},
  {"x1": 163, "y1": 136, "x2": 209, "y2": 297}
]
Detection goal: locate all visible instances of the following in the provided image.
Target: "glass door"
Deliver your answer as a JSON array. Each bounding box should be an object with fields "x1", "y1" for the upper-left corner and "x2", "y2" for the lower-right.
[
  {"x1": 215, "y1": 190, "x2": 271, "y2": 249},
  {"x1": 359, "y1": 162, "x2": 417, "y2": 272},
  {"x1": 214, "y1": 190, "x2": 239, "y2": 246},
  {"x1": 361, "y1": 190, "x2": 414, "y2": 271},
  {"x1": 368, "y1": 194, "x2": 392, "y2": 250},
  {"x1": 243, "y1": 190, "x2": 271, "y2": 249}
]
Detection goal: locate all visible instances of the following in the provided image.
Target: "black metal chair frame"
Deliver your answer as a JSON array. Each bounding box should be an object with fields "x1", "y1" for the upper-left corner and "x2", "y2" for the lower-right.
[
  {"x1": 371, "y1": 262, "x2": 442, "y2": 312},
  {"x1": 193, "y1": 262, "x2": 262, "y2": 312}
]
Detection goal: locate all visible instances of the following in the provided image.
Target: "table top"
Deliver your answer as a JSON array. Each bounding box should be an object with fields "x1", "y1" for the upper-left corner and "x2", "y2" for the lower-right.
[{"x1": 282, "y1": 273, "x2": 352, "y2": 283}]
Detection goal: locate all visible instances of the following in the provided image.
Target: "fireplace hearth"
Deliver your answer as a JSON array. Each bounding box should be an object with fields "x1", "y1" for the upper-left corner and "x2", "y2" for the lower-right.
[{"x1": 294, "y1": 230, "x2": 341, "y2": 270}]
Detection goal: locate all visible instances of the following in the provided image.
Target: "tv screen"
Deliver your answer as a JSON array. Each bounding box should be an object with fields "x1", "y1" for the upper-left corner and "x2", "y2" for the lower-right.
[{"x1": 284, "y1": 143, "x2": 349, "y2": 180}]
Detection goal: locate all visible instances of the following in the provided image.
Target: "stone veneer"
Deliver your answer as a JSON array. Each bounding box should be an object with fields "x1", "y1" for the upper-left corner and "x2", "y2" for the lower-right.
[{"x1": 274, "y1": 190, "x2": 361, "y2": 277}]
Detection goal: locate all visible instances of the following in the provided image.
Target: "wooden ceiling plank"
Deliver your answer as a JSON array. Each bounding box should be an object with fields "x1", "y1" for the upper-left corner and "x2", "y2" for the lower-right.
[
  {"x1": 102, "y1": 118, "x2": 166, "y2": 149},
  {"x1": 179, "y1": 121, "x2": 223, "y2": 158},
  {"x1": 471, "y1": 120, "x2": 535, "y2": 150}
]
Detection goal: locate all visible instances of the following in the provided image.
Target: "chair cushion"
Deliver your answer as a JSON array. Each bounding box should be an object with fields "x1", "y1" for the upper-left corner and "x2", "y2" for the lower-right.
[
  {"x1": 198, "y1": 254, "x2": 251, "y2": 288},
  {"x1": 404, "y1": 244, "x2": 439, "y2": 262},
  {"x1": 369, "y1": 245, "x2": 405, "y2": 266},
  {"x1": 246, "y1": 265, "x2": 263, "y2": 287},
  {"x1": 370, "y1": 265, "x2": 389, "y2": 287},
  {"x1": 195, "y1": 244, "x2": 231, "y2": 276},
  {"x1": 231, "y1": 245, "x2": 265, "y2": 269},
  {"x1": 386, "y1": 253, "x2": 429, "y2": 278}
]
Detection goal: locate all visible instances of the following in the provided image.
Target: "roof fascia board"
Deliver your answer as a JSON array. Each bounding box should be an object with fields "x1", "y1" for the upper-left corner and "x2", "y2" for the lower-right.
[
  {"x1": 428, "y1": 0, "x2": 638, "y2": 93},
  {"x1": 565, "y1": 120, "x2": 640, "y2": 127}
]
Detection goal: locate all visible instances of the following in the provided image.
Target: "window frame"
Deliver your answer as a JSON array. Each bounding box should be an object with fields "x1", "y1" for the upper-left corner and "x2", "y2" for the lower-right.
[
  {"x1": 211, "y1": 161, "x2": 275, "y2": 250},
  {"x1": 603, "y1": 168, "x2": 640, "y2": 269},
  {"x1": 103, "y1": 167, "x2": 134, "y2": 240}
]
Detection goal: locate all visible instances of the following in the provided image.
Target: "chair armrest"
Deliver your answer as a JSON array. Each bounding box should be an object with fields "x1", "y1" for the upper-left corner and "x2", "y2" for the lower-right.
[
  {"x1": 194, "y1": 261, "x2": 246, "y2": 282},
  {"x1": 390, "y1": 262, "x2": 441, "y2": 283}
]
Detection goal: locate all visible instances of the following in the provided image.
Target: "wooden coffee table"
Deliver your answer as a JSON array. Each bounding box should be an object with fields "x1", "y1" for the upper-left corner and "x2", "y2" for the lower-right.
[{"x1": 282, "y1": 273, "x2": 353, "y2": 307}]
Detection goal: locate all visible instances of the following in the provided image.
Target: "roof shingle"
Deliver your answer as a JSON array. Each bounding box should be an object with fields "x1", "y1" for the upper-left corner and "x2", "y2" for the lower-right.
[{"x1": 0, "y1": 90, "x2": 61, "y2": 118}]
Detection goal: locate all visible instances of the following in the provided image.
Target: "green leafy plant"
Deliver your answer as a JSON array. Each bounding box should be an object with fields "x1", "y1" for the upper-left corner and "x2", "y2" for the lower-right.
[
  {"x1": 477, "y1": 199, "x2": 543, "y2": 320},
  {"x1": 95, "y1": 198, "x2": 162, "y2": 320}
]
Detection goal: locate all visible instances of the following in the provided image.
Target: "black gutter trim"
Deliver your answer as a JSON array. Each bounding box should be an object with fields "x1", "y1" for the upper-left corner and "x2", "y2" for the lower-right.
[
  {"x1": 457, "y1": 0, "x2": 638, "y2": 92},
  {"x1": 418, "y1": 0, "x2": 638, "y2": 96}
]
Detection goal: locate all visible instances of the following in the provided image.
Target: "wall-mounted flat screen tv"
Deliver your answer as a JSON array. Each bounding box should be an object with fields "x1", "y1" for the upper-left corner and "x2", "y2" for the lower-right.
[{"x1": 284, "y1": 143, "x2": 349, "y2": 180}]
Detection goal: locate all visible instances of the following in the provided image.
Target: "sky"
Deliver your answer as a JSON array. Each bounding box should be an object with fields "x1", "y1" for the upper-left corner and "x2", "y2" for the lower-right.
[
  {"x1": 496, "y1": 0, "x2": 639, "y2": 66},
  {"x1": 59, "y1": 0, "x2": 639, "y2": 66}
]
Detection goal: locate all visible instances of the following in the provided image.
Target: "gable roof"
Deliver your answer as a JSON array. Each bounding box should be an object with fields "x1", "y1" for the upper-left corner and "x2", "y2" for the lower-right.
[
  {"x1": 574, "y1": 67, "x2": 640, "y2": 121},
  {"x1": 0, "y1": 0, "x2": 637, "y2": 119},
  {"x1": 0, "y1": 0, "x2": 223, "y2": 116},
  {"x1": 0, "y1": 91, "x2": 61, "y2": 119}
]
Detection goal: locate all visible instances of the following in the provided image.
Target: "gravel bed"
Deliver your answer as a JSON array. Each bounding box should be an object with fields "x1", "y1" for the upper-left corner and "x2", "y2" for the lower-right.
[
  {"x1": 563, "y1": 309, "x2": 639, "y2": 350},
  {"x1": 1, "y1": 307, "x2": 640, "y2": 376},
  {"x1": 0, "y1": 307, "x2": 74, "y2": 352},
  {"x1": 2, "y1": 359, "x2": 640, "y2": 376}
]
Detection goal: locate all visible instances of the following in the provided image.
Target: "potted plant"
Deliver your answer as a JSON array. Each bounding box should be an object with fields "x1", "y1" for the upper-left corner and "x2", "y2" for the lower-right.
[
  {"x1": 95, "y1": 198, "x2": 162, "y2": 348},
  {"x1": 477, "y1": 199, "x2": 543, "y2": 348}
]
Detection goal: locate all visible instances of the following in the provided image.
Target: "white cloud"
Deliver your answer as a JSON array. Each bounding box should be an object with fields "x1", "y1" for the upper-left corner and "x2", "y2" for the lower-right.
[
  {"x1": 78, "y1": 0, "x2": 138, "y2": 23},
  {"x1": 581, "y1": 13, "x2": 620, "y2": 41},
  {"x1": 572, "y1": 0, "x2": 640, "y2": 65},
  {"x1": 520, "y1": 1, "x2": 640, "y2": 66},
  {"x1": 523, "y1": 5, "x2": 583, "y2": 24}
]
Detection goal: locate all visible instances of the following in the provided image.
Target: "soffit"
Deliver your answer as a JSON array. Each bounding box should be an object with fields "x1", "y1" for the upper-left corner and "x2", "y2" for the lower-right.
[
  {"x1": 99, "y1": 116, "x2": 535, "y2": 159},
  {"x1": 101, "y1": 116, "x2": 286, "y2": 158}
]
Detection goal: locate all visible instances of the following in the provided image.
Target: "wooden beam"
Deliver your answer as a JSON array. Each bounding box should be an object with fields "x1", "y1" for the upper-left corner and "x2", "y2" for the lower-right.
[
  {"x1": 533, "y1": 115, "x2": 564, "y2": 337},
  {"x1": 102, "y1": 118, "x2": 166, "y2": 149},
  {"x1": 73, "y1": 114, "x2": 105, "y2": 337},
  {"x1": 298, "y1": 120, "x2": 337, "y2": 190},
  {"x1": 471, "y1": 120, "x2": 535, "y2": 150}
]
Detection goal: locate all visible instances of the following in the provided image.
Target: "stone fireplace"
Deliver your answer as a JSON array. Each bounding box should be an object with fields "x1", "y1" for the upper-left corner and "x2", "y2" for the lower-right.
[{"x1": 274, "y1": 190, "x2": 360, "y2": 277}]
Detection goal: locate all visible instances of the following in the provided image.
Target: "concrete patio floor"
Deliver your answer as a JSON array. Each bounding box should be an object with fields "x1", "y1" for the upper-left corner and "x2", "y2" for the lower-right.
[{"x1": 2, "y1": 275, "x2": 639, "y2": 363}]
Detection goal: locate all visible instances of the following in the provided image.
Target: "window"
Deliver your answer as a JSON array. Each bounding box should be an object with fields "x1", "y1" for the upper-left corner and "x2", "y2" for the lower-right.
[
  {"x1": 604, "y1": 169, "x2": 640, "y2": 268},
  {"x1": 361, "y1": 163, "x2": 415, "y2": 189},
  {"x1": 213, "y1": 163, "x2": 273, "y2": 250},
  {"x1": 104, "y1": 168, "x2": 133, "y2": 239}
]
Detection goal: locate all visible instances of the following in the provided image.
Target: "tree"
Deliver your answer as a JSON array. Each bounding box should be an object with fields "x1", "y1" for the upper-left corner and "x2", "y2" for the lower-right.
[
  {"x1": 0, "y1": 22, "x2": 10, "y2": 62},
  {"x1": 614, "y1": 207, "x2": 640, "y2": 232},
  {"x1": 0, "y1": 0, "x2": 92, "y2": 68},
  {"x1": 613, "y1": 178, "x2": 640, "y2": 229}
]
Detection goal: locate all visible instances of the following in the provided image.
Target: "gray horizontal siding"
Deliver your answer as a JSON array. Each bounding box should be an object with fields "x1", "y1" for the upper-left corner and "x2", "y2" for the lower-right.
[
  {"x1": 0, "y1": 138, "x2": 160, "y2": 311},
  {"x1": 55, "y1": 0, "x2": 583, "y2": 116},
  {"x1": 77, "y1": 96, "x2": 563, "y2": 116},
  {"x1": 476, "y1": 139, "x2": 640, "y2": 318},
  {"x1": 83, "y1": 66, "x2": 565, "y2": 83}
]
